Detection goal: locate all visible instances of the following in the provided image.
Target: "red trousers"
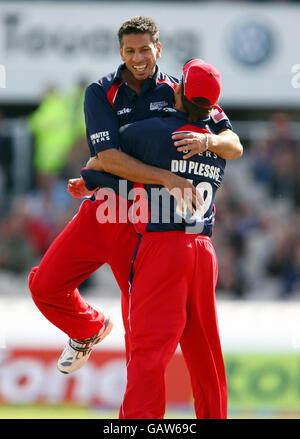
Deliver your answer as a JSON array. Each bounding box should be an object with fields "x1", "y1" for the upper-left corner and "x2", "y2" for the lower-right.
[
  {"x1": 28, "y1": 191, "x2": 139, "y2": 342},
  {"x1": 119, "y1": 231, "x2": 227, "y2": 419}
]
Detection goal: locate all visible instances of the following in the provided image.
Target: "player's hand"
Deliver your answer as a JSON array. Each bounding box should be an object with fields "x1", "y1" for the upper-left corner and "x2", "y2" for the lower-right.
[
  {"x1": 164, "y1": 173, "x2": 204, "y2": 216},
  {"x1": 172, "y1": 132, "x2": 210, "y2": 159},
  {"x1": 67, "y1": 177, "x2": 95, "y2": 199}
]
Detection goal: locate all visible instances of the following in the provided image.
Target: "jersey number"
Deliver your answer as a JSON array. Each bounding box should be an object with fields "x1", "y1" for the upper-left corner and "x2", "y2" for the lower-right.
[
  {"x1": 175, "y1": 181, "x2": 213, "y2": 219},
  {"x1": 193, "y1": 181, "x2": 213, "y2": 216}
]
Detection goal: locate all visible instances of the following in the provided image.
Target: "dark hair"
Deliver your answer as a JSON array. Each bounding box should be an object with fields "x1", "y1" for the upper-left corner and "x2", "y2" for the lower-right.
[
  {"x1": 181, "y1": 80, "x2": 210, "y2": 122},
  {"x1": 118, "y1": 16, "x2": 160, "y2": 47}
]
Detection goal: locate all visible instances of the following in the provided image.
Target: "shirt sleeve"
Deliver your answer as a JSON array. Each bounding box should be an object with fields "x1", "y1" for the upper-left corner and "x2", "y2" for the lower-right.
[
  {"x1": 84, "y1": 82, "x2": 120, "y2": 156},
  {"x1": 209, "y1": 105, "x2": 233, "y2": 134},
  {"x1": 120, "y1": 121, "x2": 159, "y2": 166},
  {"x1": 119, "y1": 124, "x2": 138, "y2": 157},
  {"x1": 81, "y1": 168, "x2": 133, "y2": 195}
]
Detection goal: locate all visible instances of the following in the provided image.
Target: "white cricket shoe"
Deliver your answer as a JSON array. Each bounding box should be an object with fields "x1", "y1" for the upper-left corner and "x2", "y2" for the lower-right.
[{"x1": 57, "y1": 316, "x2": 113, "y2": 374}]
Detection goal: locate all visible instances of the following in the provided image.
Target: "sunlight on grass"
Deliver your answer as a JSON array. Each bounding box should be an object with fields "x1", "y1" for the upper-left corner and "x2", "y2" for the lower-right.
[{"x1": 0, "y1": 404, "x2": 195, "y2": 419}]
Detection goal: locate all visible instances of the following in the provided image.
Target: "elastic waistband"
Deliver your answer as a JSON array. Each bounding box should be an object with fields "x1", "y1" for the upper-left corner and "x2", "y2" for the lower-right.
[{"x1": 141, "y1": 231, "x2": 212, "y2": 242}]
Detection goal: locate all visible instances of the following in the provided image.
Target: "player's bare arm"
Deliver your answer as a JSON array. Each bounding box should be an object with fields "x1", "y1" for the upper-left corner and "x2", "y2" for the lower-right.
[
  {"x1": 172, "y1": 128, "x2": 243, "y2": 160},
  {"x1": 86, "y1": 148, "x2": 203, "y2": 214}
]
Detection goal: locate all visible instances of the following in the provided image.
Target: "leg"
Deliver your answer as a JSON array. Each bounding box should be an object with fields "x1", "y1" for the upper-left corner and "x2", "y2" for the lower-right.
[
  {"x1": 119, "y1": 233, "x2": 193, "y2": 419},
  {"x1": 28, "y1": 198, "x2": 111, "y2": 339},
  {"x1": 180, "y1": 237, "x2": 227, "y2": 419},
  {"x1": 110, "y1": 227, "x2": 140, "y2": 364}
]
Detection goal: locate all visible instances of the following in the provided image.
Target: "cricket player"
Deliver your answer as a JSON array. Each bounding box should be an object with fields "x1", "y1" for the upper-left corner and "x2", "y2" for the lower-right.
[
  {"x1": 114, "y1": 59, "x2": 236, "y2": 419},
  {"x1": 28, "y1": 17, "x2": 242, "y2": 375}
]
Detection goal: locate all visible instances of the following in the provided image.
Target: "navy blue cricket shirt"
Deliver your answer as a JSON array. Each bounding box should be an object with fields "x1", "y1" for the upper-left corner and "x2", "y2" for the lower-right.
[
  {"x1": 119, "y1": 111, "x2": 227, "y2": 236},
  {"x1": 82, "y1": 63, "x2": 232, "y2": 193},
  {"x1": 84, "y1": 63, "x2": 178, "y2": 157}
]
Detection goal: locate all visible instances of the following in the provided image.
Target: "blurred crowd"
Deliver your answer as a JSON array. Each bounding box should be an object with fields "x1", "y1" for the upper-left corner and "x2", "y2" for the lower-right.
[
  {"x1": 0, "y1": 82, "x2": 87, "y2": 279},
  {"x1": 247, "y1": 113, "x2": 300, "y2": 298},
  {"x1": 0, "y1": 85, "x2": 299, "y2": 299},
  {"x1": 213, "y1": 112, "x2": 300, "y2": 299}
]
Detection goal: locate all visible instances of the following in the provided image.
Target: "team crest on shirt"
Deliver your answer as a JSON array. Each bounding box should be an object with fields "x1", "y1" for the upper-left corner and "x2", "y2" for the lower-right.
[
  {"x1": 211, "y1": 106, "x2": 227, "y2": 123},
  {"x1": 150, "y1": 101, "x2": 168, "y2": 111}
]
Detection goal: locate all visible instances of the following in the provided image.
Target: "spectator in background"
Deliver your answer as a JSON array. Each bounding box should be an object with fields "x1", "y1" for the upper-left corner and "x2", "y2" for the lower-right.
[
  {"x1": 250, "y1": 112, "x2": 299, "y2": 201},
  {"x1": 24, "y1": 173, "x2": 79, "y2": 255},
  {"x1": 64, "y1": 78, "x2": 88, "y2": 146},
  {"x1": 0, "y1": 197, "x2": 36, "y2": 274},
  {"x1": 292, "y1": 173, "x2": 300, "y2": 208},
  {"x1": 61, "y1": 137, "x2": 90, "y2": 180},
  {"x1": 28, "y1": 85, "x2": 74, "y2": 177},
  {"x1": 250, "y1": 138, "x2": 273, "y2": 185},
  {"x1": 266, "y1": 217, "x2": 300, "y2": 298},
  {"x1": 22, "y1": 81, "x2": 90, "y2": 286},
  {"x1": 22, "y1": 81, "x2": 87, "y2": 253},
  {"x1": 0, "y1": 174, "x2": 80, "y2": 273},
  {"x1": 0, "y1": 80, "x2": 89, "y2": 281},
  {"x1": 269, "y1": 146, "x2": 297, "y2": 199},
  {"x1": 246, "y1": 112, "x2": 300, "y2": 298},
  {"x1": 213, "y1": 183, "x2": 250, "y2": 298},
  {"x1": 28, "y1": 80, "x2": 87, "y2": 180},
  {"x1": 216, "y1": 246, "x2": 246, "y2": 298}
]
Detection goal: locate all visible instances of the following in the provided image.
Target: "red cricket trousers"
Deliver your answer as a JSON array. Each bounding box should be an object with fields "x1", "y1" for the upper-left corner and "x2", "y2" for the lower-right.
[
  {"x1": 28, "y1": 190, "x2": 139, "y2": 343},
  {"x1": 119, "y1": 231, "x2": 227, "y2": 419}
]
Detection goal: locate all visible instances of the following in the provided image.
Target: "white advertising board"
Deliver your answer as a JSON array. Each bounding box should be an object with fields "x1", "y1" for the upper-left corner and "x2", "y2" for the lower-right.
[{"x1": 1, "y1": 296, "x2": 300, "y2": 353}]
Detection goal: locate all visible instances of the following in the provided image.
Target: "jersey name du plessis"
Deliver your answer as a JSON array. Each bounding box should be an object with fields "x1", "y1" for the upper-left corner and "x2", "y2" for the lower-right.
[{"x1": 119, "y1": 111, "x2": 227, "y2": 236}]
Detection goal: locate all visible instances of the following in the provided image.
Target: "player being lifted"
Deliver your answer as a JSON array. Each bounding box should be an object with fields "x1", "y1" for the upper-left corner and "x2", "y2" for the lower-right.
[
  {"x1": 116, "y1": 59, "x2": 235, "y2": 419},
  {"x1": 85, "y1": 58, "x2": 239, "y2": 418},
  {"x1": 28, "y1": 17, "x2": 242, "y2": 375}
]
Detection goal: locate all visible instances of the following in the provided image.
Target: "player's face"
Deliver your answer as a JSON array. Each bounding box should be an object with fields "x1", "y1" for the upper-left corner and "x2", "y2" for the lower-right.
[{"x1": 120, "y1": 33, "x2": 162, "y2": 81}]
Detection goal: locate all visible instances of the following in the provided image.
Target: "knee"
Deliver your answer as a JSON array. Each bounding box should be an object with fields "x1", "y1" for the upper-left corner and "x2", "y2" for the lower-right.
[
  {"x1": 28, "y1": 266, "x2": 38, "y2": 292},
  {"x1": 129, "y1": 350, "x2": 168, "y2": 376},
  {"x1": 28, "y1": 266, "x2": 51, "y2": 300}
]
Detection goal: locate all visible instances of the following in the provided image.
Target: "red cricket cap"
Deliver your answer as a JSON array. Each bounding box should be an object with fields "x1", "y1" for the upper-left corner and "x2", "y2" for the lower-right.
[{"x1": 182, "y1": 59, "x2": 222, "y2": 108}]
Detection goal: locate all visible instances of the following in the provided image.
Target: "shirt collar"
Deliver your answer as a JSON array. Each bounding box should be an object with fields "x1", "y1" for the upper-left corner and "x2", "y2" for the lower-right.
[
  {"x1": 175, "y1": 110, "x2": 210, "y2": 123},
  {"x1": 174, "y1": 110, "x2": 189, "y2": 121},
  {"x1": 113, "y1": 64, "x2": 126, "y2": 82},
  {"x1": 150, "y1": 65, "x2": 160, "y2": 84}
]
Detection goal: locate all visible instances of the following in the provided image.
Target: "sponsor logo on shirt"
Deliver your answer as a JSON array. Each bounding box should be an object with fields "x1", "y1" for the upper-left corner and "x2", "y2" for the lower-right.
[
  {"x1": 150, "y1": 101, "x2": 168, "y2": 111},
  {"x1": 90, "y1": 131, "x2": 110, "y2": 144},
  {"x1": 162, "y1": 107, "x2": 176, "y2": 113}
]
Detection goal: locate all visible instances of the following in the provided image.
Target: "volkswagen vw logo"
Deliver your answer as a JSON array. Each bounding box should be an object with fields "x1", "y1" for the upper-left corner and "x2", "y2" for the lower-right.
[{"x1": 230, "y1": 21, "x2": 275, "y2": 67}]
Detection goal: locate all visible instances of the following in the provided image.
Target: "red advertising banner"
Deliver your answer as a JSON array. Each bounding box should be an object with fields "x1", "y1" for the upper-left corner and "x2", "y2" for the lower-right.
[{"x1": 0, "y1": 348, "x2": 192, "y2": 408}]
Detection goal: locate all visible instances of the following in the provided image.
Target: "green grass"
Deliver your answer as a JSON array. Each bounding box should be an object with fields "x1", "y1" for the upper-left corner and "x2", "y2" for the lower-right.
[
  {"x1": 0, "y1": 404, "x2": 104, "y2": 419},
  {"x1": 2, "y1": 404, "x2": 297, "y2": 419}
]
